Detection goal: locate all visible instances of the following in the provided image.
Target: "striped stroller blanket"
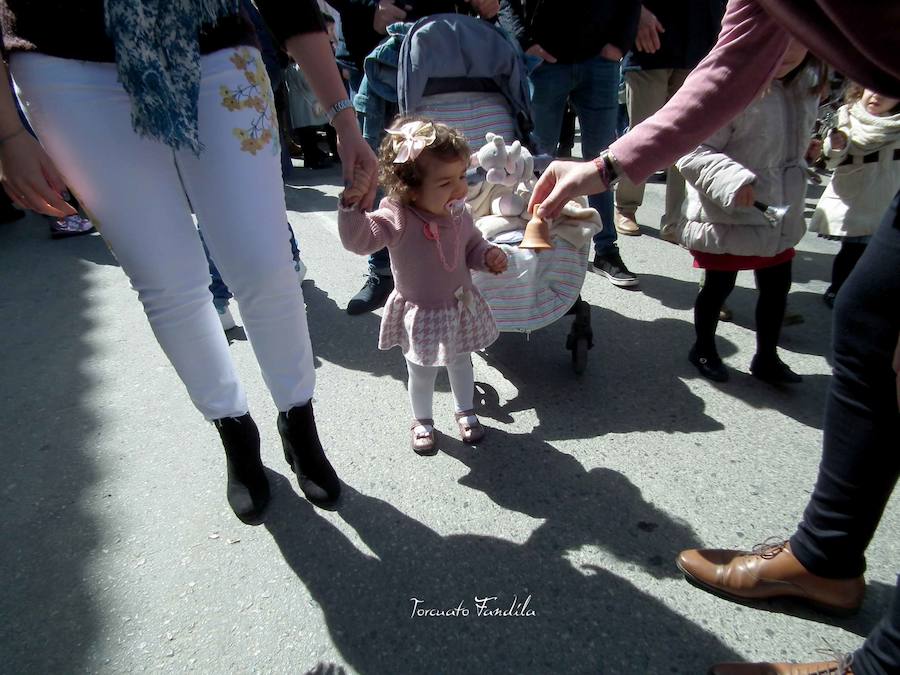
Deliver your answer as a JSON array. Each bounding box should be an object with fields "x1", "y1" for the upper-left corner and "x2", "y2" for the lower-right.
[{"x1": 468, "y1": 182, "x2": 599, "y2": 333}]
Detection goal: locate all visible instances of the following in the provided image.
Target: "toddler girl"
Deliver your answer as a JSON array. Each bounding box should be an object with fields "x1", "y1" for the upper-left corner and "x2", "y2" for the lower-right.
[
  {"x1": 810, "y1": 86, "x2": 900, "y2": 306},
  {"x1": 339, "y1": 117, "x2": 508, "y2": 453},
  {"x1": 674, "y1": 41, "x2": 824, "y2": 384}
]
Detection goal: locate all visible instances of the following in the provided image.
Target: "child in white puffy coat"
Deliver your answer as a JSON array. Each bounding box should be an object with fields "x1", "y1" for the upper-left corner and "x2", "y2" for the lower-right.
[
  {"x1": 809, "y1": 87, "x2": 900, "y2": 307},
  {"x1": 674, "y1": 41, "x2": 823, "y2": 385}
]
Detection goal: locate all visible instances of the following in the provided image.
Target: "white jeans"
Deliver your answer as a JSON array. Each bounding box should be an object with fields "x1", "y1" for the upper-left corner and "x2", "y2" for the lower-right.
[
  {"x1": 12, "y1": 49, "x2": 314, "y2": 419},
  {"x1": 406, "y1": 353, "x2": 474, "y2": 421}
]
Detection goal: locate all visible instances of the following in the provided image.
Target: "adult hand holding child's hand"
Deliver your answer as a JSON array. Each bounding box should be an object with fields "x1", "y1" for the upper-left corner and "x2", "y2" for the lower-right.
[
  {"x1": 341, "y1": 162, "x2": 376, "y2": 209},
  {"x1": 486, "y1": 247, "x2": 508, "y2": 274}
]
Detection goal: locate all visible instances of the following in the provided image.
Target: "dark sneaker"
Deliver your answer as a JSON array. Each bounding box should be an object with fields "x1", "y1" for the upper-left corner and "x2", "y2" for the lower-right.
[
  {"x1": 50, "y1": 214, "x2": 95, "y2": 239},
  {"x1": 346, "y1": 270, "x2": 394, "y2": 315},
  {"x1": 689, "y1": 346, "x2": 729, "y2": 382},
  {"x1": 750, "y1": 355, "x2": 802, "y2": 384},
  {"x1": 823, "y1": 289, "x2": 836, "y2": 308},
  {"x1": 592, "y1": 249, "x2": 638, "y2": 287}
]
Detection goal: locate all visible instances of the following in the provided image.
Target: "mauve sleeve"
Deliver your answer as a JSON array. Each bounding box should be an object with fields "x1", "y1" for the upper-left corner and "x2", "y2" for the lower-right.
[
  {"x1": 609, "y1": 0, "x2": 790, "y2": 185},
  {"x1": 465, "y1": 231, "x2": 495, "y2": 272},
  {"x1": 254, "y1": 0, "x2": 325, "y2": 47},
  {"x1": 338, "y1": 201, "x2": 404, "y2": 256}
]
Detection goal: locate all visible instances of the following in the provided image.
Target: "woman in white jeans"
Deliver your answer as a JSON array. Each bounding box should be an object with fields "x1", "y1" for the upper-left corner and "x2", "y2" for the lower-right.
[{"x1": 0, "y1": 0, "x2": 378, "y2": 524}]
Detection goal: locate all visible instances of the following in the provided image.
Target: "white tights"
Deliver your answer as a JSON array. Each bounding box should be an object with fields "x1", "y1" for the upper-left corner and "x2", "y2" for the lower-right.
[
  {"x1": 11, "y1": 49, "x2": 315, "y2": 420},
  {"x1": 406, "y1": 353, "x2": 474, "y2": 422}
]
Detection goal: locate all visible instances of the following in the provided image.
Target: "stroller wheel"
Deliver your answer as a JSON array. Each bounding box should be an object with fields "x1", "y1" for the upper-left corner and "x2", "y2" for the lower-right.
[{"x1": 572, "y1": 336, "x2": 589, "y2": 374}]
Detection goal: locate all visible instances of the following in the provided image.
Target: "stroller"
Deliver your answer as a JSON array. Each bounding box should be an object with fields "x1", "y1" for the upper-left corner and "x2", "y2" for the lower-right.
[{"x1": 386, "y1": 13, "x2": 596, "y2": 373}]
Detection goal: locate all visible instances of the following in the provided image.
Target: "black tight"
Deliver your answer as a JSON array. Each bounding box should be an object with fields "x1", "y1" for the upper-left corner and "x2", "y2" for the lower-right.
[
  {"x1": 694, "y1": 260, "x2": 792, "y2": 359},
  {"x1": 829, "y1": 240, "x2": 867, "y2": 295}
]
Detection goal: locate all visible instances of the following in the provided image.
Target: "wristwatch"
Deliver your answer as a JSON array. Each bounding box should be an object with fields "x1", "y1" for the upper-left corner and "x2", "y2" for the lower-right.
[
  {"x1": 599, "y1": 150, "x2": 620, "y2": 184},
  {"x1": 325, "y1": 98, "x2": 354, "y2": 125}
]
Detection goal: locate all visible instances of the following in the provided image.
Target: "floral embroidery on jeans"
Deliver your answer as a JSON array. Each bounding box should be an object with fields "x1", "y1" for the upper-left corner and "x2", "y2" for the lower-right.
[{"x1": 220, "y1": 49, "x2": 276, "y2": 155}]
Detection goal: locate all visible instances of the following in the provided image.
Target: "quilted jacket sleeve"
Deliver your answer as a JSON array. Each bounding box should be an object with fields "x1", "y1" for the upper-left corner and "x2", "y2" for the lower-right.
[{"x1": 676, "y1": 125, "x2": 757, "y2": 211}]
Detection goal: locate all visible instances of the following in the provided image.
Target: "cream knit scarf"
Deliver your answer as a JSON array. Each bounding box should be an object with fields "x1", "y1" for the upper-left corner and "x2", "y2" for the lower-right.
[{"x1": 847, "y1": 100, "x2": 900, "y2": 154}]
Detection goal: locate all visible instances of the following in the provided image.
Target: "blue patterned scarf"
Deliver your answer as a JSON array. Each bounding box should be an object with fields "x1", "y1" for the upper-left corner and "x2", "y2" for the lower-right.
[{"x1": 105, "y1": 0, "x2": 240, "y2": 154}]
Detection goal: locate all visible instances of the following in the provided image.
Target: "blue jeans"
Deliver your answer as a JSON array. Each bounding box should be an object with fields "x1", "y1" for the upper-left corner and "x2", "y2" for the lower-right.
[
  {"x1": 528, "y1": 55, "x2": 619, "y2": 256},
  {"x1": 201, "y1": 225, "x2": 301, "y2": 311},
  {"x1": 347, "y1": 64, "x2": 391, "y2": 276}
]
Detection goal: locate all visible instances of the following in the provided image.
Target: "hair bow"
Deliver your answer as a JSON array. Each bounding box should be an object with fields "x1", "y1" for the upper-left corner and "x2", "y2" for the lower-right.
[{"x1": 386, "y1": 121, "x2": 437, "y2": 164}]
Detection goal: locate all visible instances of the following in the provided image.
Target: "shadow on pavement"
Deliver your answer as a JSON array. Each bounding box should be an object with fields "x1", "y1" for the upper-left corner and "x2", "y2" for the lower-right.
[
  {"x1": 304, "y1": 282, "x2": 728, "y2": 441},
  {"x1": 683, "y1": 576, "x2": 894, "y2": 640},
  {"x1": 477, "y1": 308, "x2": 728, "y2": 440},
  {"x1": 265, "y1": 482, "x2": 742, "y2": 674},
  {"x1": 440, "y1": 429, "x2": 704, "y2": 580},
  {"x1": 637, "y1": 274, "x2": 834, "y2": 430},
  {"x1": 303, "y1": 283, "x2": 408, "y2": 384},
  {"x1": 0, "y1": 216, "x2": 106, "y2": 671},
  {"x1": 285, "y1": 183, "x2": 339, "y2": 214}
]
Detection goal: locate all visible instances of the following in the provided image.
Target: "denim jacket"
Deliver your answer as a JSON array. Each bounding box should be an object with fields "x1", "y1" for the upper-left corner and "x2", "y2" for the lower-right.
[{"x1": 354, "y1": 22, "x2": 411, "y2": 148}]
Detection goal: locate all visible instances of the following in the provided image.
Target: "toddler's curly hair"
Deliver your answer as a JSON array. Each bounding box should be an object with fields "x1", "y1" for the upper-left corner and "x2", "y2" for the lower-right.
[{"x1": 378, "y1": 116, "x2": 470, "y2": 202}]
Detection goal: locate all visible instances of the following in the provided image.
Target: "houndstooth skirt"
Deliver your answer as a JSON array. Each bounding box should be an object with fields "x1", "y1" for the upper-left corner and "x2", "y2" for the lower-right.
[{"x1": 378, "y1": 287, "x2": 499, "y2": 367}]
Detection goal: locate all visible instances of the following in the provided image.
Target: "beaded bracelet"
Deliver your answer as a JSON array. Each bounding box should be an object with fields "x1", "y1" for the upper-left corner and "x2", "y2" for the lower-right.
[{"x1": 592, "y1": 150, "x2": 621, "y2": 189}]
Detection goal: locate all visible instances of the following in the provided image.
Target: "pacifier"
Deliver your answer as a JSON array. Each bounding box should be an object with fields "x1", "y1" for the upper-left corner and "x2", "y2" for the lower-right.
[{"x1": 446, "y1": 198, "x2": 467, "y2": 217}]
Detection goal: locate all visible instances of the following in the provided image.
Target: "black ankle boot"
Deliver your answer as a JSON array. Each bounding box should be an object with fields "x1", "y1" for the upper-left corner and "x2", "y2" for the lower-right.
[
  {"x1": 214, "y1": 414, "x2": 270, "y2": 525},
  {"x1": 688, "y1": 345, "x2": 729, "y2": 382},
  {"x1": 277, "y1": 402, "x2": 341, "y2": 505},
  {"x1": 750, "y1": 354, "x2": 802, "y2": 384}
]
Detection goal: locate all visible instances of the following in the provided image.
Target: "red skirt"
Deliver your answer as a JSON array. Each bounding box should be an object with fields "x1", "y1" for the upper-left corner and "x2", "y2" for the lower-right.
[{"x1": 692, "y1": 247, "x2": 795, "y2": 272}]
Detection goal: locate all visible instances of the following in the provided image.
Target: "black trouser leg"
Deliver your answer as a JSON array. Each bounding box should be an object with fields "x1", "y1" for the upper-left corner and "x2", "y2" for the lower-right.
[
  {"x1": 790, "y1": 193, "x2": 900, "y2": 580},
  {"x1": 558, "y1": 100, "x2": 577, "y2": 157},
  {"x1": 854, "y1": 575, "x2": 900, "y2": 675},
  {"x1": 830, "y1": 240, "x2": 867, "y2": 295},
  {"x1": 297, "y1": 126, "x2": 325, "y2": 163},
  {"x1": 694, "y1": 270, "x2": 737, "y2": 357},
  {"x1": 753, "y1": 259, "x2": 792, "y2": 360}
]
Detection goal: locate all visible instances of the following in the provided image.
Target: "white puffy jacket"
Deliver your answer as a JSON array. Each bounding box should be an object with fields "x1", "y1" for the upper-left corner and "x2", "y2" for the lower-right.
[
  {"x1": 809, "y1": 102, "x2": 900, "y2": 238},
  {"x1": 674, "y1": 74, "x2": 818, "y2": 257}
]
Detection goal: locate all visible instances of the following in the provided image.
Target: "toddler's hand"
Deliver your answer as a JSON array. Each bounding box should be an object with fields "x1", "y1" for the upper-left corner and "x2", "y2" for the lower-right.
[
  {"x1": 733, "y1": 183, "x2": 755, "y2": 208},
  {"x1": 805, "y1": 138, "x2": 823, "y2": 164},
  {"x1": 341, "y1": 163, "x2": 375, "y2": 208},
  {"x1": 829, "y1": 129, "x2": 848, "y2": 151},
  {"x1": 486, "y1": 247, "x2": 508, "y2": 274}
]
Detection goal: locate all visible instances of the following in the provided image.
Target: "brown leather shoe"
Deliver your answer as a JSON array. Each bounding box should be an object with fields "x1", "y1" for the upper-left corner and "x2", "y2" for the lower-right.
[
  {"x1": 454, "y1": 410, "x2": 485, "y2": 444},
  {"x1": 410, "y1": 419, "x2": 436, "y2": 455},
  {"x1": 614, "y1": 210, "x2": 641, "y2": 236},
  {"x1": 676, "y1": 540, "x2": 864, "y2": 615},
  {"x1": 708, "y1": 655, "x2": 854, "y2": 674}
]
